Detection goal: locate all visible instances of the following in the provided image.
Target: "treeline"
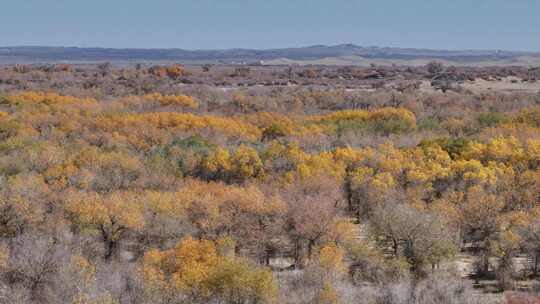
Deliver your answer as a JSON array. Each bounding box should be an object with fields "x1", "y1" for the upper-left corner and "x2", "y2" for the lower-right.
[{"x1": 0, "y1": 89, "x2": 539, "y2": 303}]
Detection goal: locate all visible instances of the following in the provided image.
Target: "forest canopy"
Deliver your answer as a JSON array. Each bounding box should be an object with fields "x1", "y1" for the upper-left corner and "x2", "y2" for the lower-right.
[{"x1": 0, "y1": 63, "x2": 539, "y2": 303}]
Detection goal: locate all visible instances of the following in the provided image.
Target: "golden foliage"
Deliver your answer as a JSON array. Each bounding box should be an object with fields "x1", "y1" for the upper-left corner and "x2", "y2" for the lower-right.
[
  {"x1": 318, "y1": 244, "x2": 346, "y2": 276},
  {"x1": 142, "y1": 238, "x2": 276, "y2": 303},
  {"x1": 122, "y1": 93, "x2": 198, "y2": 109},
  {"x1": 65, "y1": 190, "x2": 144, "y2": 237},
  {"x1": 97, "y1": 112, "x2": 261, "y2": 142},
  {"x1": 5, "y1": 91, "x2": 97, "y2": 106}
]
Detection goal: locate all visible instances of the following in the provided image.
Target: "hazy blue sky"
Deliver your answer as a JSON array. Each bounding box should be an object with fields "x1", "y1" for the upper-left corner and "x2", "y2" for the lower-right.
[{"x1": 2, "y1": 0, "x2": 539, "y2": 51}]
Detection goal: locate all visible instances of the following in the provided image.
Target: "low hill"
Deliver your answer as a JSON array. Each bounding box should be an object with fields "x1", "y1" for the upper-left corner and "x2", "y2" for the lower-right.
[{"x1": 1, "y1": 44, "x2": 539, "y2": 66}]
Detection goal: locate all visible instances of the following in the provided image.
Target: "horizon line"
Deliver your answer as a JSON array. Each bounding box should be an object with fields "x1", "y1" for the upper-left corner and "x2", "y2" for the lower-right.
[{"x1": 0, "y1": 43, "x2": 537, "y2": 54}]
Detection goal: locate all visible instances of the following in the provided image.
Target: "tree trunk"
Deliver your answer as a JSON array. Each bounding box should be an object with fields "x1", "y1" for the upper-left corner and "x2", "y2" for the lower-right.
[
  {"x1": 482, "y1": 251, "x2": 490, "y2": 275},
  {"x1": 392, "y1": 238, "x2": 400, "y2": 258},
  {"x1": 104, "y1": 237, "x2": 116, "y2": 261},
  {"x1": 534, "y1": 253, "x2": 539, "y2": 277},
  {"x1": 293, "y1": 240, "x2": 298, "y2": 267},
  {"x1": 262, "y1": 246, "x2": 271, "y2": 266},
  {"x1": 101, "y1": 225, "x2": 119, "y2": 261},
  {"x1": 293, "y1": 239, "x2": 303, "y2": 269},
  {"x1": 307, "y1": 239, "x2": 315, "y2": 261}
]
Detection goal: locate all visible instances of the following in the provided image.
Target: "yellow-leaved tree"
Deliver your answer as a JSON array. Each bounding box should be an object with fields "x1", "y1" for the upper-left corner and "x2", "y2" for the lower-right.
[
  {"x1": 142, "y1": 237, "x2": 276, "y2": 304},
  {"x1": 65, "y1": 190, "x2": 144, "y2": 260}
]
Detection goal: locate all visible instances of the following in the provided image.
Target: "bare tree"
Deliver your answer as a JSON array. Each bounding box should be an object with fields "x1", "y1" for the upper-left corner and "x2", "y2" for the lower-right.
[
  {"x1": 519, "y1": 219, "x2": 540, "y2": 277},
  {"x1": 370, "y1": 203, "x2": 458, "y2": 278}
]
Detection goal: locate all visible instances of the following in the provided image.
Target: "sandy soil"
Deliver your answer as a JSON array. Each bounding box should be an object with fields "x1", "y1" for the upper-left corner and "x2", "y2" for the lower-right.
[
  {"x1": 264, "y1": 55, "x2": 540, "y2": 67},
  {"x1": 463, "y1": 77, "x2": 540, "y2": 93},
  {"x1": 419, "y1": 77, "x2": 540, "y2": 93}
]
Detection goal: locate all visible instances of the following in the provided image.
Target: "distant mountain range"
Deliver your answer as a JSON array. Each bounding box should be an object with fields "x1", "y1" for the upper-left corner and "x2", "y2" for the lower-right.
[{"x1": 1, "y1": 44, "x2": 539, "y2": 66}]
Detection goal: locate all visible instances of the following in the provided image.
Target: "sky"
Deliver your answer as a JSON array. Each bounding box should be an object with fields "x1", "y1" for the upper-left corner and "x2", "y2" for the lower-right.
[{"x1": 1, "y1": 0, "x2": 539, "y2": 51}]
